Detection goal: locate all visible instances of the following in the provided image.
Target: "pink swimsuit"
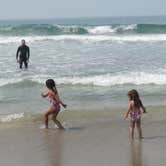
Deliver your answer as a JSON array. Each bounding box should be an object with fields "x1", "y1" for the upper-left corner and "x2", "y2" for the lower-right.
[
  {"x1": 129, "y1": 102, "x2": 142, "y2": 121},
  {"x1": 52, "y1": 101, "x2": 60, "y2": 111},
  {"x1": 49, "y1": 96, "x2": 60, "y2": 112}
]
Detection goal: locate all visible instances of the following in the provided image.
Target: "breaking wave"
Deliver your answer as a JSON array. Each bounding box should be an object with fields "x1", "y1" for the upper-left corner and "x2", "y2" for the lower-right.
[
  {"x1": 1, "y1": 24, "x2": 166, "y2": 36},
  {"x1": 1, "y1": 72, "x2": 166, "y2": 87}
]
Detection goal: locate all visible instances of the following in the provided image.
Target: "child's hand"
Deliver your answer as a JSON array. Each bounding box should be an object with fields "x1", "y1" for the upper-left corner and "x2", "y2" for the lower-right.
[
  {"x1": 124, "y1": 114, "x2": 128, "y2": 120},
  {"x1": 143, "y1": 108, "x2": 147, "y2": 113},
  {"x1": 62, "y1": 104, "x2": 67, "y2": 108}
]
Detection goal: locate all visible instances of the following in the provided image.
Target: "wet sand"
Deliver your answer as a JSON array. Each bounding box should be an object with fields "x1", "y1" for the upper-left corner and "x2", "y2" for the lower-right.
[{"x1": 0, "y1": 107, "x2": 166, "y2": 166}]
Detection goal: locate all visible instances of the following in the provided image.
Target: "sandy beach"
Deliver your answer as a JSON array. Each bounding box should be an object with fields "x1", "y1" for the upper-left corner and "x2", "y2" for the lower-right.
[{"x1": 0, "y1": 106, "x2": 166, "y2": 166}]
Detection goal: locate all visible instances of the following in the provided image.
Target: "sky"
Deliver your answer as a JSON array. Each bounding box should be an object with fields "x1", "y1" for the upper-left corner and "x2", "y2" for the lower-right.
[{"x1": 0, "y1": 0, "x2": 166, "y2": 19}]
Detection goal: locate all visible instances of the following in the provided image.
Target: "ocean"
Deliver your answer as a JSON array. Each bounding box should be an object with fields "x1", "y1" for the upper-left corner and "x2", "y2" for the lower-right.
[{"x1": 0, "y1": 16, "x2": 166, "y2": 124}]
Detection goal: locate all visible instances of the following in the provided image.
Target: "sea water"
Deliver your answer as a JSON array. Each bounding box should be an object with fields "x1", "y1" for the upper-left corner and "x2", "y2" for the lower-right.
[{"x1": 0, "y1": 16, "x2": 166, "y2": 123}]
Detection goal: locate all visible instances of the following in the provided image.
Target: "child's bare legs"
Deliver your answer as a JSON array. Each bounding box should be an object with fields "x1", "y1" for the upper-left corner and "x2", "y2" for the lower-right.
[
  {"x1": 130, "y1": 121, "x2": 135, "y2": 141},
  {"x1": 136, "y1": 118, "x2": 142, "y2": 139},
  {"x1": 44, "y1": 106, "x2": 64, "y2": 130},
  {"x1": 52, "y1": 111, "x2": 64, "y2": 130},
  {"x1": 44, "y1": 107, "x2": 55, "y2": 129},
  {"x1": 45, "y1": 111, "x2": 52, "y2": 129}
]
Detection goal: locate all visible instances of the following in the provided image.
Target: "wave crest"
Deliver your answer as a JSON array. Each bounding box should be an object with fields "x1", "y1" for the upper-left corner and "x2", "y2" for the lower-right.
[
  {"x1": 1, "y1": 72, "x2": 166, "y2": 87},
  {"x1": 55, "y1": 72, "x2": 166, "y2": 86},
  {"x1": 88, "y1": 24, "x2": 137, "y2": 34},
  {"x1": 1, "y1": 34, "x2": 166, "y2": 44},
  {"x1": 1, "y1": 24, "x2": 166, "y2": 36}
]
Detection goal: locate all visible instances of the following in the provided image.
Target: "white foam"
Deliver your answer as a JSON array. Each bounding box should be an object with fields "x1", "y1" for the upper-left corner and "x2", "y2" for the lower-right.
[
  {"x1": 0, "y1": 113, "x2": 24, "y2": 122},
  {"x1": 1, "y1": 72, "x2": 166, "y2": 87},
  {"x1": 88, "y1": 26, "x2": 116, "y2": 34},
  {"x1": 116, "y1": 24, "x2": 137, "y2": 31},
  {"x1": 0, "y1": 78, "x2": 23, "y2": 87},
  {"x1": 29, "y1": 72, "x2": 166, "y2": 86},
  {"x1": 53, "y1": 72, "x2": 166, "y2": 86},
  {"x1": 88, "y1": 25, "x2": 137, "y2": 35},
  {"x1": 1, "y1": 34, "x2": 166, "y2": 44}
]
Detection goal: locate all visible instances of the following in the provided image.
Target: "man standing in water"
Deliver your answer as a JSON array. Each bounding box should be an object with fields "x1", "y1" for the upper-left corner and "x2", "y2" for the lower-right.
[{"x1": 16, "y1": 39, "x2": 30, "y2": 69}]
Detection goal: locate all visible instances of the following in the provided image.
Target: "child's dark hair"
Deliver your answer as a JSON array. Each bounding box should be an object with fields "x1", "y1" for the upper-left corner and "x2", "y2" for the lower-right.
[
  {"x1": 46, "y1": 79, "x2": 57, "y2": 94},
  {"x1": 128, "y1": 89, "x2": 143, "y2": 108}
]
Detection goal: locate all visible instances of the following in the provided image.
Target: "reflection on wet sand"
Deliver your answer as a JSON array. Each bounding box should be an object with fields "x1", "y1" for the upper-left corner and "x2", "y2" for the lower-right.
[
  {"x1": 130, "y1": 141, "x2": 143, "y2": 166},
  {"x1": 43, "y1": 130, "x2": 64, "y2": 166}
]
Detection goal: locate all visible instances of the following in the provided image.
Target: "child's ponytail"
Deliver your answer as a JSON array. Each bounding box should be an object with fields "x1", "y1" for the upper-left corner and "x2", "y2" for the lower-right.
[{"x1": 52, "y1": 86, "x2": 58, "y2": 95}]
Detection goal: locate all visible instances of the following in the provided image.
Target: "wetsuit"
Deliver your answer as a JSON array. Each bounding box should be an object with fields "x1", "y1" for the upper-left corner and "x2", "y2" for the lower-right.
[{"x1": 16, "y1": 45, "x2": 30, "y2": 69}]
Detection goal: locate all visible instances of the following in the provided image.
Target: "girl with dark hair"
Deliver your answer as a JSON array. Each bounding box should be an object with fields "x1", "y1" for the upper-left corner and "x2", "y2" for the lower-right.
[
  {"x1": 41, "y1": 79, "x2": 67, "y2": 129},
  {"x1": 132, "y1": 89, "x2": 146, "y2": 113},
  {"x1": 125, "y1": 89, "x2": 146, "y2": 140}
]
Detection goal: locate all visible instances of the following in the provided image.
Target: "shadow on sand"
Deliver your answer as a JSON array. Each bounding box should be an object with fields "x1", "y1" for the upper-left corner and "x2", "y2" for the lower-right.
[
  {"x1": 65, "y1": 126, "x2": 85, "y2": 131},
  {"x1": 143, "y1": 135, "x2": 166, "y2": 140}
]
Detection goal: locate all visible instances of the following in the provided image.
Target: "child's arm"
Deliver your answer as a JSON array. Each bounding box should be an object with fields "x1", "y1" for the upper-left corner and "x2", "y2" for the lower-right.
[
  {"x1": 54, "y1": 93, "x2": 67, "y2": 108},
  {"x1": 124, "y1": 103, "x2": 131, "y2": 119},
  {"x1": 41, "y1": 92, "x2": 49, "y2": 98},
  {"x1": 140, "y1": 100, "x2": 147, "y2": 113}
]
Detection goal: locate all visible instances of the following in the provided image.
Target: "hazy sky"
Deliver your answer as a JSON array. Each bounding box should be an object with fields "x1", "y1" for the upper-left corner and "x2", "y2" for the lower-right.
[{"x1": 0, "y1": 0, "x2": 166, "y2": 19}]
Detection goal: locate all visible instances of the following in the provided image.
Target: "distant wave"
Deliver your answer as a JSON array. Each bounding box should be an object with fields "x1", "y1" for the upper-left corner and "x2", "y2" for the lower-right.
[
  {"x1": 1, "y1": 34, "x2": 166, "y2": 44},
  {"x1": 1, "y1": 24, "x2": 166, "y2": 36},
  {"x1": 1, "y1": 72, "x2": 166, "y2": 87},
  {"x1": 0, "y1": 24, "x2": 88, "y2": 36},
  {"x1": 88, "y1": 24, "x2": 137, "y2": 34}
]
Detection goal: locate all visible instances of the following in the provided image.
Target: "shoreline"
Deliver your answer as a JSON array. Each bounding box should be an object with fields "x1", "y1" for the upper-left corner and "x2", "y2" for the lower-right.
[
  {"x1": 0, "y1": 107, "x2": 165, "y2": 166},
  {"x1": 0, "y1": 105, "x2": 166, "y2": 126}
]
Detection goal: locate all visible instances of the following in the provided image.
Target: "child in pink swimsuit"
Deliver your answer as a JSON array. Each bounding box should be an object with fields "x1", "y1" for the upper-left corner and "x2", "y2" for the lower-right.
[
  {"x1": 125, "y1": 89, "x2": 146, "y2": 140},
  {"x1": 41, "y1": 79, "x2": 67, "y2": 129}
]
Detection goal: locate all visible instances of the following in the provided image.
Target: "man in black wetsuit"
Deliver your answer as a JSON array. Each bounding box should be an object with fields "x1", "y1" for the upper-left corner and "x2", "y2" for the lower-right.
[{"x1": 16, "y1": 39, "x2": 30, "y2": 69}]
